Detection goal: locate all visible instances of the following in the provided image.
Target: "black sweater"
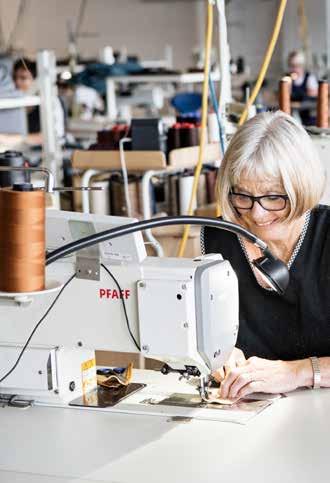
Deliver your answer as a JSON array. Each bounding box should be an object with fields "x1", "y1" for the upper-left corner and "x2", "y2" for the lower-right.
[{"x1": 201, "y1": 205, "x2": 330, "y2": 360}]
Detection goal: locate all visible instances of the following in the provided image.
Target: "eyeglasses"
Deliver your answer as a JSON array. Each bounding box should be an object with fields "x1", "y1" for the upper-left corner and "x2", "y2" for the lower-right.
[{"x1": 229, "y1": 191, "x2": 289, "y2": 211}]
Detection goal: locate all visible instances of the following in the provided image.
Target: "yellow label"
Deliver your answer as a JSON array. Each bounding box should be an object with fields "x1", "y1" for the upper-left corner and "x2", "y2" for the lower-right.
[
  {"x1": 81, "y1": 358, "x2": 96, "y2": 372},
  {"x1": 81, "y1": 358, "x2": 97, "y2": 394}
]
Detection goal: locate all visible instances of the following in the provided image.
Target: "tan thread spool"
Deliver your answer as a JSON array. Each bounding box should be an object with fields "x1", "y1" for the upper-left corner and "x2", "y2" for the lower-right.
[
  {"x1": 0, "y1": 187, "x2": 45, "y2": 292},
  {"x1": 279, "y1": 77, "x2": 292, "y2": 114},
  {"x1": 317, "y1": 80, "x2": 329, "y2": 128}
]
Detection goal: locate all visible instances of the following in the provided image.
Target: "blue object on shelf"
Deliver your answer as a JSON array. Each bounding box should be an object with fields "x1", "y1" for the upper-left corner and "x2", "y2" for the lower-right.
[{"x1": 171, "y1": 92, "x2": 202, "y2": 117}]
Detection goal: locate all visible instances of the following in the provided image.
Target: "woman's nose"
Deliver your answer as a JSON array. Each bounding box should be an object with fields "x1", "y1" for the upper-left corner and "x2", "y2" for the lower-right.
[{"x1": 250, "y1": 200, "x2": 268, "y2": 219}]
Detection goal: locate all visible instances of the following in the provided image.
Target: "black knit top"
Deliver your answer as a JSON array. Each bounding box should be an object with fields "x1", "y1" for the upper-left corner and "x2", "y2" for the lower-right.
[{"x1": 201, "y1": 205, "x2": 330, "y2": 360}]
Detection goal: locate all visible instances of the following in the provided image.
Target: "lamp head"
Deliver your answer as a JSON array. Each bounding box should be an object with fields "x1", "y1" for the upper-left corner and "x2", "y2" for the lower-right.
[{"x1": 252, "y1": 252, "x2": 289, "y2": 295}]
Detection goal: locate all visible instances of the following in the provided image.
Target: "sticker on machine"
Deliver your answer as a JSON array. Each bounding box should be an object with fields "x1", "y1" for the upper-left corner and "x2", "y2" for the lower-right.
[
  {"x1": 81, "y1": 358, "x2": 97, "y2": 395},
  {"x1": 101, "y1": 245, "x2": 133, "y2": 262}
]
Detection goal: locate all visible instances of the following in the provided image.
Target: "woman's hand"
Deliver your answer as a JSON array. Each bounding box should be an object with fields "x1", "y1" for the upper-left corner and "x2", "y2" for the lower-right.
[
  {"x1": 212, "y1": 347, "x2": 247, "y2": 382},
  {"x1": 218, "y1": 356, "x2": 306, "y2": 399}
]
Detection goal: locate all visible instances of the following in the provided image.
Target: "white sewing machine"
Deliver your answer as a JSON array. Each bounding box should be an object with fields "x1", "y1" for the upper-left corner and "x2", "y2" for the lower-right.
[{"x1": 0, "y1": 210, "x2": 239, "y2": 408}]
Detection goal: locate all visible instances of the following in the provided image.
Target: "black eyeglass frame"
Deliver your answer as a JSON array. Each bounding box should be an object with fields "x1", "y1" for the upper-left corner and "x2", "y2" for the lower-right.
[{"x1": 229, "y1": 191, "x2": 289, "y2": 212}]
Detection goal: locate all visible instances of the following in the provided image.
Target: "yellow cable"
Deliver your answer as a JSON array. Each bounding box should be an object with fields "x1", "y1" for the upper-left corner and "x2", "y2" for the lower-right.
[
  {"x1": 177, "y1": 1, "x2": 214, "y2": 257},
  {"x1": 238, "y1": 0, "x2": 288, "y2": 126}
]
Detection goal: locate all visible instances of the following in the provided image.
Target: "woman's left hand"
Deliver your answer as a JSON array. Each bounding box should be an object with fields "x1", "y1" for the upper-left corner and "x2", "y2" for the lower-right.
[{"x1": 219, "y1": 356, "x2": 304, "y2": 399}]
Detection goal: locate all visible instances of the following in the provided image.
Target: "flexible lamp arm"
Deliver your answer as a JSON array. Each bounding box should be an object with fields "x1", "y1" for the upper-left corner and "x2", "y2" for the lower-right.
[
  {"x1": 45, "y1": 216, "x2": 289, "y2": 294},
  {"x1": 46, "y1": 216, "x2": 266, "y2": 264}
]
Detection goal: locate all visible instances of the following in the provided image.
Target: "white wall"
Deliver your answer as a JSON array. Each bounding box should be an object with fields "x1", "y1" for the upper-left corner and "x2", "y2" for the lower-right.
[
  {"x1": 0, "y1": 0, "x2": 203, "y2": 68},
  {"x1": 225, "y1": 0, "x2": 283, "y2": 81},
  {"x1": 0, "y1": 1, "x2": 327, "y2": 84},
  {"x1": 281, "y1": 0, "x2": 327, "y2": 73}
]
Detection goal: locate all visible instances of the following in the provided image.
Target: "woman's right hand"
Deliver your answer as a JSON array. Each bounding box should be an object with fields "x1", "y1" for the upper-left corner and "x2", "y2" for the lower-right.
[{"x1": 212, "y1": 347, "x2": 247, "y2": 382}]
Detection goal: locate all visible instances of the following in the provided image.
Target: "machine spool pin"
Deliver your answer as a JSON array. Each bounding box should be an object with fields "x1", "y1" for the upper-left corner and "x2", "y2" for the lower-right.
[{"x1": 0, "y1": 166, "x2": 103, "y2": 192}]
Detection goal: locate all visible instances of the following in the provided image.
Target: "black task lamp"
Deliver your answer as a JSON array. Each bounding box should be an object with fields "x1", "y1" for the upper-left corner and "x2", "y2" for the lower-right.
[
  {"x1": 252, "y1": 252, "x2": 289, "y2": 294},
  {"x1": 46, "y1": 216, "x2": 289, "y2": 295}
]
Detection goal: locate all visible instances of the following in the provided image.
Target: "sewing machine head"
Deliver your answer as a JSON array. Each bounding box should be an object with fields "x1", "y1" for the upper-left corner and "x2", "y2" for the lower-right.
[{"x1": 0, "y1": 210, "x2": 239, "y2": 405}]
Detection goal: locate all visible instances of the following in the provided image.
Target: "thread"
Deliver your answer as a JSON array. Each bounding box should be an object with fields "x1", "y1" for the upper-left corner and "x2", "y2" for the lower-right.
[
  {"x1": 317, "y1": 80, "x2": 329, "y2": 128},
  {"x1": 110, "y1": 174, "x2": 141, "y2": 217},
  {"x1": 179, "y1": 175, "x2": 197, "y2": 215},
  {"x1": 166, "y1": 123, "x2": 181, "y2": 155},
  {"x1": 0, "y1": 186, "x2": 45, "y2": 292},
  {"x1": 179, "y1": 123, "x2": 199, "y2": 148},
  {"x1": 208, "y1": 112, "x2": 220, "y2": 143},
  {"x1": 168, "y1": 174, "x2": 180, "y2": 216},
  {"x1": 0, "y1": 151, "x2": 28, "y2": 187},
  {"x1": 279, "y1": 77, "x2": 291, "y2": 114},
  {"x1": 90, "y1": 180, "x2": 110, "y2": 215},
  {"x1": 90, "y1": 125, "x2": 130, "y2": 150},
  {"x1": 196, "y1": 173, "x2": 208, "y2": 207},
  {"x1": 205, "y1": 168, "x2": 217, "y2": 203}
]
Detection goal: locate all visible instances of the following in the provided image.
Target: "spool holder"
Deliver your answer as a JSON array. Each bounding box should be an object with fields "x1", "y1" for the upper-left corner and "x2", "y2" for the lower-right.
[
  {"x1": 0, "y1": 166, "x2": 102, "y2": 303},
  {"x1": 0, "y1": 280, "x2": 64, "y2": 306},
  {"x1": 0, "y1": 166, "x2": 103, "y2": 193}
]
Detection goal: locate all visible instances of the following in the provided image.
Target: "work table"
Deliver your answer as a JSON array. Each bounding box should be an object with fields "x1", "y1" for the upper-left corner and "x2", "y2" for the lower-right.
[{"x1": 0, "y1": 369, "x2": 329, "y2": 483}]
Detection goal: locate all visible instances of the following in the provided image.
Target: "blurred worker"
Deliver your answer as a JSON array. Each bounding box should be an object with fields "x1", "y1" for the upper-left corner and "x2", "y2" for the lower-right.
[
  {"x1": 13, "y1": 58, "x2": 65, "y2": 143},
  {"x1": 0, "y1": 57, "x2": 65, "y2": 149},
  {"x1": 57, "y1": 79, "x2": 104, "y2": 121},
  {"x1": 287, "y1": 50, "x2": 318, "y2": 125}
]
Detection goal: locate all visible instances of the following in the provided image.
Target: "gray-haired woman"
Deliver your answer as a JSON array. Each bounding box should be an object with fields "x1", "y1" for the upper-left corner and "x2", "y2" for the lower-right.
[{"x1": 201, "y1": 111, "x2": 330, "y2": 399}]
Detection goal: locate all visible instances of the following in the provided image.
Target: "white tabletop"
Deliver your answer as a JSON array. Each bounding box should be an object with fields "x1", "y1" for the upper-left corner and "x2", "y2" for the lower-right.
[{"x1": 0, "y1": 370, "x2": 329, "y2": 483}]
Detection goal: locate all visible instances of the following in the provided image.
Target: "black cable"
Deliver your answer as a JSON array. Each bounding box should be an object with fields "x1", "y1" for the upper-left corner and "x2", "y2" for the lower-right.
[
  {"x1": 46, "y1": 216, "x2": 268, "y2": 266},
  {"x1": 75, "y1": 0, "x2": 88, "y2": 38},
  {"x1": 6, "y1": 0, "x2": 28, "y2": 51},
  {"x1": 0, "y1": 274, "x2": 76, "y2": 385},
  {"x1": 101, "y1": 264, "x2": 140, "y2": 351}
]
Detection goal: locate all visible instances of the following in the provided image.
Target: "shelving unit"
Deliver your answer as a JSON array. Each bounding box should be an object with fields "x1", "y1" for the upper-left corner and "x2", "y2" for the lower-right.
[
  {"x1": 71, "y1": 143, "x2": 221, "y2": 255},
  {"x1": 0, "y1": 95, "x2": 40, "y2": 110},
  {"x1": 105, "y1": 71, "x2": 220, "y2": 120}
]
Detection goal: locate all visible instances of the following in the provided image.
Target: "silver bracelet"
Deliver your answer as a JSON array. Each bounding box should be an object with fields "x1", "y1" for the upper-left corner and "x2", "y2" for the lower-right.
[{"x1": 309, "y1": 356, "x2": 321, "y2": 389}]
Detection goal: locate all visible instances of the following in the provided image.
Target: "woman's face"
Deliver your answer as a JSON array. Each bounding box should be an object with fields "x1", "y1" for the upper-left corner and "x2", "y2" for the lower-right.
[
  {"x1": 14, "y1": 68, "x2": 34, "y2": 93},
  {"x1": 232, "y1": 177, "x2": 291, "y2": 242}
]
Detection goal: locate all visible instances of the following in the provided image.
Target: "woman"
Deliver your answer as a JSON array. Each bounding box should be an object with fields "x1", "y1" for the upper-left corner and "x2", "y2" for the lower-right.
[
  {"x1": 201, "y1": 111, "x2": 330, "y2": 399},
  {"x1": 287, "y1": 50, "x2": 318, "y2": 125},
  {"x1": 0, "y1": 58, "x2": 66, "y2": 147}
]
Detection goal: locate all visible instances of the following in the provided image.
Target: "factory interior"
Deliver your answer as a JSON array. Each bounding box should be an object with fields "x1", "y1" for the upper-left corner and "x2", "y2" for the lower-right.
[{"x1": 0, "y1": 0, "x2": 330, "y2": 482}]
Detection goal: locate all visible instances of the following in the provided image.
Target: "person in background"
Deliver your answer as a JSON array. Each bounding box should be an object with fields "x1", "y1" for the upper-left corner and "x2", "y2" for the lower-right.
[
  {"x1": 202, "y1": 111, "x2": 330, "y2": 400},
  {"x1": 57, "y1": 78, "x2": 104, "y2": 121},
  {"x1": 13, "y1": 58, "x2": 65, "y2": 143},
  {"x1": 0, "y1": 57, "x2": 65, "y2": 148},
  {"x1": 287, "y1": 50, "x2": 318, "y2": 125}
]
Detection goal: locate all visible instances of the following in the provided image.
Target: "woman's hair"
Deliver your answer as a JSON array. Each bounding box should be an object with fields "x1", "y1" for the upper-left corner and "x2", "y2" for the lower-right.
[
  {"x1": 13, "y1": 58, "x2": 37, "y2": 79},
  {"x1": 288, "y1": 50, "x2": 305, "y2": 67},
  {"x1": 217, "y1": 111, "x2": 326, "y2": 222}
]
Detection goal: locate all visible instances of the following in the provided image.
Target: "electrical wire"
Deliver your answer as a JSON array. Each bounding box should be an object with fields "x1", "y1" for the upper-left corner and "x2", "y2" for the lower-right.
[
  {"x1": 75, "y1": 0, "x2": 88, "y2": 39},
  {"x1": 5, "y1": 0, "x2": 28, "y2": 52},
  {"x1": 119, "y1": 137, "x2": 133, "y2": 217},
  {"x1": 238, "y1": 0, "x2": 288, "y2": 126},
  {"x1": 177, "y1": 0, "x2": 214, "y2": 257},
  {"x1": 101, "y1": 263, "x2": 140, "y2": 351},
  {"x1": 208, "y1": 74, "x2": 225, "y2": 218},
  {"x1": 209, "y1": 74, "x2": 226, "y2": 155},
  {"x1": 0, "y1": 262, "x2": 142, "y2": 387},
  {"x1": 0, "y1": 274, "x2": 76, "y2": 385}
]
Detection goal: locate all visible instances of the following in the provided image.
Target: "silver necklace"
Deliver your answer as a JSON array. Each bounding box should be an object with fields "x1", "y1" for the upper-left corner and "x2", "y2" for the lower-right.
[{"x1": 238, "y1": 210, "x2": 311, "y2": 290}]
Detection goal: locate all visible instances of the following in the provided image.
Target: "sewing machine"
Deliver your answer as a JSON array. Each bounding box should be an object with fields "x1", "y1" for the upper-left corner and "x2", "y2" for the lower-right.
[{"x1": 0, "y1": 210, "x2": 239, "y2": 408}]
